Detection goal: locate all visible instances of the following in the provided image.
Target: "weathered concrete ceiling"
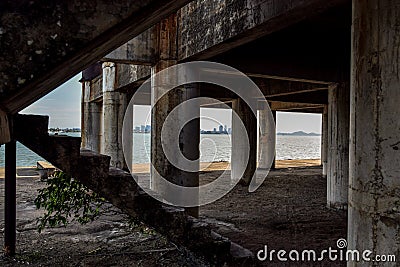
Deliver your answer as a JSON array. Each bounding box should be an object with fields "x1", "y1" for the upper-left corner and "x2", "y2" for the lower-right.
[
  {"x1": 98, "y1": 0, "x2": 350, "y2": 70},
  {"x1": 0, "y1": 0, "x2": 191, "y2": 114},
  {"x1": 211, "y1": 2, "x2": 352, "y2": 83},
  {"x1": 178, "y1": 0, "x2": 349, "y2": 61}
]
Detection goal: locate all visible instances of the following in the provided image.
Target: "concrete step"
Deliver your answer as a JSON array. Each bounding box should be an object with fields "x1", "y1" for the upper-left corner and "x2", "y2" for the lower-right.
[
  {"x1": 14, "y1": 114, "x2": 49, "y2": 138},
  {"x1": 17, "y1": 135, "x2": 81, "y2": 174},
  {"x1": 76, "y1": 149, "x2": 110, "y2": 185},
  {"x1": 14, "y1": 113, "x2": 81, "y2": 173}
]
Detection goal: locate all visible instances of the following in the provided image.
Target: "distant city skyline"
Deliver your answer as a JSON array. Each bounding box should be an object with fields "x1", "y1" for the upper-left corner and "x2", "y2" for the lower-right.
[{"x1": 21, "y1": 75, "x2": 322, "y2": 134}]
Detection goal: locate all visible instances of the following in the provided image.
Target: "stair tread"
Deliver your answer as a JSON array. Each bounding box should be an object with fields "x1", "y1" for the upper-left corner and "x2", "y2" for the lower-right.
[{"x1": 14, "y1": 114, "x2": 49, "y2": 138}]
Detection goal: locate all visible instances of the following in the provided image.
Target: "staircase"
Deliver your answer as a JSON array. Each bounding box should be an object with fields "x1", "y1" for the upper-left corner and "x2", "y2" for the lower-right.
[{"x1": 13, "y1": 114, "x2": 254, "y2": 265}]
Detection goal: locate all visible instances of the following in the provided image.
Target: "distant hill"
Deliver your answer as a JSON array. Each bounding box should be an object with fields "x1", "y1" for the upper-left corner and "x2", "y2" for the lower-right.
[{"x1": 277, "y1": 131, "x2": 320, "y2": 136}]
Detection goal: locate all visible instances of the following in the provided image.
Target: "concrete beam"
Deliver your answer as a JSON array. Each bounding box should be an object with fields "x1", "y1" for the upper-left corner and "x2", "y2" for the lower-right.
[
  {"x1": 266, "y1": 90, "x2": 328, "y2": 105},
  {"x1": 254, "y1": 78, "x2": 328, "y2": 97},
  {"x1": 102, "y1": 27, "x2": 157, "y2": 64},
  {"x1": 115, "y1": 64, "x2": 151, "y2": 90},
  {"x1": 0, "y1": 0, "x2": 191, "y2": 114},
  {"x1": 197, "y1": 77, "x2": 329, "y2": 100},
  {"x1": 269, "y1": 101, "x2": 325, "y2": 111},
  {"x1": 247, "y1": 73, "x2": 331, "y2": 85},
  {"x1": 200, "y1": 99, "x2": 233, "y2": 109},
  {"x1": 277, "y1": 108, "x2": 324, "y2": 114},
  {"x1": 348, "y1": 0, "x2": 400, "y2": 261},
  {"x1": 82, "y1": 63, "x2": 151, "y2": 103},
  {"x1": 84, "y1": 76, "x2": 103, "y2": 103}
]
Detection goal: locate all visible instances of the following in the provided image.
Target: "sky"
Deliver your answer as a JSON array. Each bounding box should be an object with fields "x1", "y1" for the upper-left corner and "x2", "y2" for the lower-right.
[
  {"x1": 21, "y1": 75, "x2": 322, "y2": 134},
  {"x1": 22, "y1": 74, "x2": 82, "y2": 128}
]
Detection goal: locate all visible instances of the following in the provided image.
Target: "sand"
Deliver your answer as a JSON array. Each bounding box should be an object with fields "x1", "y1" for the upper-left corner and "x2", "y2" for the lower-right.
[
  {"x1": 0, "y1": 161, "x2": 346, "y2": 266},
  {"x1": 132, "y1": 159, "x2": 321, "y2": 173}
]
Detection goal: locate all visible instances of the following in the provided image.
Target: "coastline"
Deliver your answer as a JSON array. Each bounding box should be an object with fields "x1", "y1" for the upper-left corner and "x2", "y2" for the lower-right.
[{"x1": 0, "y1": 159, "x2": 321, "y2": 178}]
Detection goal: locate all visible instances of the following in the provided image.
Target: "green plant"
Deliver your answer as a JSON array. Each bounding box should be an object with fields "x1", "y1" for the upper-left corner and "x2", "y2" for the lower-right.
[{"x1": 34, "y1": 171, "x2": 106, "y2": 233}]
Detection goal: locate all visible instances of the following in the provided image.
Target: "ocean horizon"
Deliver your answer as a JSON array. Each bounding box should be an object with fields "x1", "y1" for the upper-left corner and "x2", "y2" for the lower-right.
[{"x1": 0, "y1": 133, "x2": 321, "y2": 167}]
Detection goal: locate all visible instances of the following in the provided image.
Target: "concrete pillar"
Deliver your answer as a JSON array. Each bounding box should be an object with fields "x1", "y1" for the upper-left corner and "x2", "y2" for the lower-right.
[
  {"x1": 232, "y1": 98, "x2": 257, "y2": 185},
  {"x1": 258, "y1": 108, "x2": 276, "y2": 170},
  {"x1": 102, "y1": 62, "x2": 130, "y2": 169},
  {"x1": 272, "y1": 111, "x2": 276, "y2": 169},
  {"x1": 327, "y1": 82, "x2": 350, "y2": 210},
  {"x1": 348, "y1": 1, "x2": 400, "y2": 263},
  {"x1": 150, "y1": 14, "x2": 199, "y2": 217},
  {"x1": 81, "y1": 81, "x2": 101, "y2": 153},
  {"x1": 150, "y1": 60, "x2": 200, "y2": 217},
  {"x1": 4, "y1": 139, "x2": 16, "y2": 256},
  {"x1": 321, "y1": 105, "x2": 328, "y2": 177},
  {"x1": 122, "y1": 94, "x2": 133, "y2": 172}
]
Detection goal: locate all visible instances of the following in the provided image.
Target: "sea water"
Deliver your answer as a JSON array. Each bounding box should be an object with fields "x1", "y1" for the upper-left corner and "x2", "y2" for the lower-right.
[{"x1": 0, "y1": 133, "x2": 321, "y2": 167}]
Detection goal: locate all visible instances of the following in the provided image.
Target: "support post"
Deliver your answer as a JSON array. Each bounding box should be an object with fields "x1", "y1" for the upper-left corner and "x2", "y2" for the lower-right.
[
  {"x1": 0, "y1": 109, "x2": 11, "y2": 145},
  {"x1": 150, "y1": 14, "x2": 200, "y2": 217},
  {"x1": 4, "y1": 139, "x2": 16, "y2": 256},
  {"x1": 258, "y1": 107, "x2": 276, "y2": 170},
  {"x1": 327, "y1": 82, "x2": 350, "y2": 210},
  {"x1": 348, "y1": 0, "x2": 400, "y2": 263},
  {"x1": 232, "y1": 98, "x2": 257, "y2": 185},
  {"x1": 150, "y1": 60, "x2": 200, "y2": 217},
  {"x1": 321, "y1": 105, "x2": 328, "y2": 177},
  {"x1": 272, "y1": 111, "x2": 276, "y2": 169},
  {"x1": 102, "y1": 62, "x2": 128, "y2": 169},
  {"x1": 81, "y1": 81, "x2": 102, "y2": 153},
  {"x1": 122, "y1": 95, "x2": 133, "y2": 172}
]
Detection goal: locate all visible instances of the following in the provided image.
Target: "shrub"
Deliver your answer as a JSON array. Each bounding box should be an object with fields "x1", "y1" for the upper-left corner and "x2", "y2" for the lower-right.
[{"x1": 34, "y1": 171, "x2": 105, "y2": 233}]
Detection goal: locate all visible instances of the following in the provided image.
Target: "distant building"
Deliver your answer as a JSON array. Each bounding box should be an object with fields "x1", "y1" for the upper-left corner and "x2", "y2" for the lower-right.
[
  {"x1": 219, "y1": 125, "x2": 224, "y2": 133},
  {"x1": 140, "y1": 125, "x2": 145, "y2": 132},
  {"x1": 145, "y1": 125, "x2": 151, "y2": 133}
]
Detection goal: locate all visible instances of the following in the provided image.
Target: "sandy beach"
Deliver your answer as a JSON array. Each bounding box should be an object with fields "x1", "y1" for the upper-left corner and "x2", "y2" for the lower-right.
[{"x1": 132, "y1": 159, "x2": 321, "y2": 173}]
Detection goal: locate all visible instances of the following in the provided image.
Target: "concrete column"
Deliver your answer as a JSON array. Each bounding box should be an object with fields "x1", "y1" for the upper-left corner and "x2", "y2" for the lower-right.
[
  {"x1": 81, "y1": 81, "x2": 101, "y2": 153},
  {"x1": 232, "y1": 98, "x2": 257, "y2": 185},
  {"x1": 102, "y1": 62, "x2": 129, "y2": 169},
  {"x1": 348, "y1": 1, "x2": 400, "y2": 263},
  {"x1": 150, "y1": 60, "x2": 200, "y2": 217},
  {"x1": 327, "y1": 82, "x2": 350, "y2": 210},
  {"x1": 272, "y1": 111, "x2": 276, "y2": 169},
  {"x1": 4, "y1": 139, "x2": 16, "y2": 256},
  {"x1": 321, "y1": 105, "x2": 328, "y2": 177},
  {"x1": 122, "y1": 94, "x2": 133, "y2": 172},
  {"x1": 258, "y1": 108, "x2": 276, "y2": 170}
]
